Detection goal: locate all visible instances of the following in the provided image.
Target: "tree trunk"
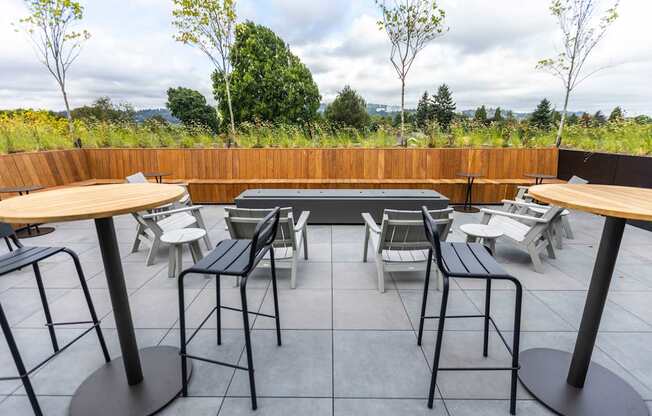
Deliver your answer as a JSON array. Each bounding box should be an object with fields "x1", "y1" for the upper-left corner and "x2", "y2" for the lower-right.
[
  {"x1": 60, "y1": 84, "x2": 74, "y2": 138},
  {"x1": 555, "y1": 88, "x2": 571, "y2": 147},
  {"x1": 224, "y1": 75, "x2": 236, "y2": 148},
  {"x1": 400, "y1": 78, "x2": 406, "y2": 147}
]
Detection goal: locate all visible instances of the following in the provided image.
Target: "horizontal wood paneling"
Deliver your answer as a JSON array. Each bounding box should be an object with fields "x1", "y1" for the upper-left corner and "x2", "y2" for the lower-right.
[
  {"x1": 0, "y1": 148, "x2": 559, "y2": 204},
  {"x1": 85, "y1": 148, "x2": 558, "y2": 181}
]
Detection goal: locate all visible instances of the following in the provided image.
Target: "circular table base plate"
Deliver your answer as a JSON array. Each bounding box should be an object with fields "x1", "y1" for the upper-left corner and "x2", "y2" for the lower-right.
[
  {"x1": 453, "y1": 206, "x2": 480, "y2": 213},
  {"x1": 519, "y1": 348, "x2": 648, "y2": 416},
  {"x1": 69, "y1": 346, "x2": 192, "y2": 416},
  {"x1": 15, "y1": 226, "x2": 55, "y2": 238}
]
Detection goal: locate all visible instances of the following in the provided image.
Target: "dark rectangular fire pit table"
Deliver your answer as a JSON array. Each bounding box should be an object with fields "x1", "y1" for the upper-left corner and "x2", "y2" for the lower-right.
[{"x1": 235, "y1": 189, "x2": 450, "y2": 224}]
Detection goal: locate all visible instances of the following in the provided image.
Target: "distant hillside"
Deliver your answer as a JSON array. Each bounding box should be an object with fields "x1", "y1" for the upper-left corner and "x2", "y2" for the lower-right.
[{"x1": 134, "y1": 108, "x2": 179, "y2": 123}]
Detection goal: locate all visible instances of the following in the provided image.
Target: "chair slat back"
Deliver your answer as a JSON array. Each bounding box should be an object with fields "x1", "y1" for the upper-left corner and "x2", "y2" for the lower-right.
[
  {"x1": 225, "y1": 207, "x2": 294, "y2": 247},
  {"x1": 380, "y1": 208, "x2": 453, "y2": 252},
  {"x1": 126, "y1": 172, "x2": 148, "y2": 184},
  {"x1": 248, "y1": 207, "x2": 281, "y2": 270},
  {"x1": 569, "y1": 175, "x2": 589, "y2": 185},
  {"x1": 422, "y1": 207, "x2": 446, "y2": 272}
]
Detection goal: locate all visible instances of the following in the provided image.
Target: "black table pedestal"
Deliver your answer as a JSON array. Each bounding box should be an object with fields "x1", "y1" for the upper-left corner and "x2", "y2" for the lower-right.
[
  {"x1": 454, "y1": 176, "x2": 480, "y2": 213},
  {"x1": 70, "y1": 218, "x2": 190, "y2": 416},
  {"x1": 519, "y1": 217, "x2": 648, "y2": 416}
]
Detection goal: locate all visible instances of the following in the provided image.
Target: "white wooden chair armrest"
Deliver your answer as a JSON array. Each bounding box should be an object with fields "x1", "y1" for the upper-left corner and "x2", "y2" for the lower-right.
[
  {"x1": 480, "y1": 208, "x2": 549, "y2": 224},
  {"x1": 501, "y1": 199, "x2": 548, "y2": 210},
  {"x1": 361, "y1": 213, "x2": 381, "y2": 234},
  {"x1": 294, "y1": 211, "x2": 310, "y2": 232},
  {"x1": 143, "y1": 205, "x2": 204, "y2": 220}
]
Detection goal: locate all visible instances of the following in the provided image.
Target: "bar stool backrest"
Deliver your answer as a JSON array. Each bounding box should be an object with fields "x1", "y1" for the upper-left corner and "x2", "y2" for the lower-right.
[
  {"x1": 247, "y1": 207, "x2": 281, "y2": 272},
  {"x1": 225, "y1": 207, "x2": 294, "y2": 249},
  {"x1": 421, "y1": 207, "x2": 446, "y2": 274}
]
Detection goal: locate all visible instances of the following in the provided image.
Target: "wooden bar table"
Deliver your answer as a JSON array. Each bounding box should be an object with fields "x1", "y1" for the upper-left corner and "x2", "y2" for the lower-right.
[
  {"x1": 0, "y1": 183, "x2": 192, "y2": 416},
  {"x1": 520, "y1": 184, "x2": 651, "y2": 416}
]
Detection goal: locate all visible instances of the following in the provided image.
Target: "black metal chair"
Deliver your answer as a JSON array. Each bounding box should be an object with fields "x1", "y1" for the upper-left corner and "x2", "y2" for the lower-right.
[
  {"x1": 419, "y1": 207, "x2": 523, "y2": 415},
  {"x1": 178, "y1": 207, "x2": 282, "y2": 410},
  {"x1": 0, "y1": 222, "x2": 110, "y2": 416}
]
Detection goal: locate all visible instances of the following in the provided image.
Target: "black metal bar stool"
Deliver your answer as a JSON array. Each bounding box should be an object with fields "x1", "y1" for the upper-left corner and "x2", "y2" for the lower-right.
[
  {"x1": 0, "y1": 222, "x2": 110, "y2": 416},
  {"x1": 178, "y1": 207, "x2": 282, "y2": 410},
  {"x1": 419, "y1": 207, "x2": 523, "y2": 415}
]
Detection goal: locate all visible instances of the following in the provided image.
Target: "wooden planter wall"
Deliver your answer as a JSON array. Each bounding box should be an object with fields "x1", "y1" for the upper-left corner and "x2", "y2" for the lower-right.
[{"x1": 0, "y1": 148, "x2": 559, "y2": 204}]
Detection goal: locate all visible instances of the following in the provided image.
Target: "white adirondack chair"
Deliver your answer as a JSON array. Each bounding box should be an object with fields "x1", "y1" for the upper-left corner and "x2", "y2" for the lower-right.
[
  {"x1": 480, "y1": 204, "x2": 563, "y2": 273},
  {"x1": 510, "y1": 175, "x2": 589, "y2": 246},
  {"x1": 224, "y1": 207, "x2": 310, "y2": 289},
  {"x1": 363, "y1": 208, "x2": 453, "y2": 293},
  {"x1": 131, "y1": 206, "x2": 212, "y2": 266},
  {"x1": 126, "y1": 172, "x2": 191, "y2": 206}
]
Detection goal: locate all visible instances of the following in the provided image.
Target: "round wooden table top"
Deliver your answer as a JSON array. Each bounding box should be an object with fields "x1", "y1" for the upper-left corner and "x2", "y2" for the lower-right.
[
  {"x1": 0, "y1": 183, "x2": 185, "y2": 224},
  {"x1": 528, "y1": 184, "x2": 652, "y2": 222}
]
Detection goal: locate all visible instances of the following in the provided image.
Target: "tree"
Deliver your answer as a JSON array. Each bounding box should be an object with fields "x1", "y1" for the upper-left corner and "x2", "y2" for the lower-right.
[
  {"x1": 172, "y1": 0, "x2": 237, "y2": 147},
  {"x1": 593, "y1": 110, "x2": 606, "y2": 126},
  {"x1": 580, "y1": 112, "x2": 592, "y2": 127},
  {"x1": 16, "y1": 0, "x2": 91, "y2": 136},
  {"x1": 567, "y1": 112, "x2": 579, "y2": 125},
  {"x1": 415, "y1": 91, "x2": 433, "y2": 129},
  {"x1": 493, "y1": 107, "x2": 504, "y2": 123},
  {"x1": 376, "y1": 0, "x2": 447, "y2": 146},
  {"x1": 71, "y1": 97, "x2": 135, "y2": 123},
  {"x1": 531, "y1": 99, "x2": 553, "y2": 130},
  {"x1": 324, "y1": 86, "x2": 370, "y2": 129},
  {"x1": 537, "y1": 0, "x2": 619, "y2": 147},
  {"x1": 474, "y1": 105, "x2": 488, "y2": 125},
  {"x1": 608, "y1": 106, "x2": 624, "y2": 122},
  {"x1": 432, "y1": 84, "x2": 455, "y2": 131},
  {"x1": 166, "y1": 87, "x2": 220, "y2": 133},
  {"x1": 212, "y1": 22, "x2": 321, "y2": 125}
]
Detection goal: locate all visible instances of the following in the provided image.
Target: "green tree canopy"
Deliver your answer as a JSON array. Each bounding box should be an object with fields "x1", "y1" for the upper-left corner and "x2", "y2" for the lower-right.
[
  {"x1": 609, "y1": 106, "x2": 624, "y2": 122},
  {"x1": 213, "y1": 21, "x2": 321, "y2": 125},
  {"x1": 492, "y1": 107, "x2": 503, "y2": 123},
  {"x1": 324, "y1": 86, "x2": 370, "y2": 129},
  {"x1": 531, "y1": 99, "x2": 553, "y2": 130},
  {"x1": 432, "y1": 84, "x2": 456, "y2": 131},
  {"x1": 593, "y1": 110, "x2": 607, "y2": 126},
  {"x1": 166, "y1": 87, "x2": 219, "y2": 133},
  {"x1": 474, "y1": 105, "x2": 488, "y2": 125},
  {"x1": 71, "y1": 97, "x2": 134, "y2": 123}
]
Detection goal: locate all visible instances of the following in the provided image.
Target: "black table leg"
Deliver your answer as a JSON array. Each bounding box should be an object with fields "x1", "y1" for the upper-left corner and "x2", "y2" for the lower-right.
[
  {"x1": 454, "y1": 177, "x2": 480, "y2": 213},
  {"x1": 519, "y1": 216, "x2": 648, "y2": 416},
  {"x1": 69, "y1": 217, "x2": 191, "y2": 416}
]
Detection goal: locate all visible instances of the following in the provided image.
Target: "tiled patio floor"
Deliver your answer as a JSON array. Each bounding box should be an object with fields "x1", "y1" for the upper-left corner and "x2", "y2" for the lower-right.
[{"x1": 1, "y1": 206, "x2": 652, "y2": 415}]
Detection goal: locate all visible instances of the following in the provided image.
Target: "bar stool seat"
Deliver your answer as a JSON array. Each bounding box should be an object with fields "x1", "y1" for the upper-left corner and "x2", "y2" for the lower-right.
[
  {"x1": 420, "y1": 207, "x2": 523, "y2": 415},
  {"x1": 161, "y1": 228, "x2": 206, "y2": 278}
]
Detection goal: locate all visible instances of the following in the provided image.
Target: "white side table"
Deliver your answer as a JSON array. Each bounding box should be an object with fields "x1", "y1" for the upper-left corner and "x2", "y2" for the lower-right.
[
  {"x1": 161, "y1": 228, "x2": 207, "y2": 278},
  {"x1": 460, "y1": 224, "x2": 503, "y2": 254}
]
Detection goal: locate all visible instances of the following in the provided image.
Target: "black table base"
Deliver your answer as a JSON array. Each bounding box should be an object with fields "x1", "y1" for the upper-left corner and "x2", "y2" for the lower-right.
[
  {"x1": 520, "y1": 348, "x2": 648, "y2": 416},
  {"x1": 453, "y1": 206, "x2": 480, "y2": 213},
  {"x1": 15, "y1": 226, "x2": 55, "y2": 239},
  {"x1": 519, "y1": 216, "x2": 649, "y2": 416},
  {"x1": 70, "y1": 218, "x2": 189, "y2": 416},
  {"x1": 69, "y1": 346, "x2": 192, "y2": 416}
]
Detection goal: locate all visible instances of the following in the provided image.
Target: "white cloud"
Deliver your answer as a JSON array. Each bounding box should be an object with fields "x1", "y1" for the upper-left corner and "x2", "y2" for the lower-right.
[{"x1": 0, "y1": 0, "x2": 650, "y2": 115}]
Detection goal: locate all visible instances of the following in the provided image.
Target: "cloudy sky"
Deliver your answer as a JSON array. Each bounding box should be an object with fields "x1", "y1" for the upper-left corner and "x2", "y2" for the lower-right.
[{"x1": 1, "y1": 0, "x2": 650, "y2": 115}]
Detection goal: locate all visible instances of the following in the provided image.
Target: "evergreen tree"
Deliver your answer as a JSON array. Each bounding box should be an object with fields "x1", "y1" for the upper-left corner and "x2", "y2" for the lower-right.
[
  {"x1": 474, "y1": 105, "x2": 488, "y2": 125},
  {"x1": 530, "y1": 99, "x2": 553, "y2": 130},
  {"x1": 432, "y1": 84, "x2": 456, "y2": 131},
  {"x1": 493, "y1": 107, "x2": 503, "y2": 123},
  {"x1": 567, "y1": 113, "x2": 579, "y2": 125},
  {"x1": 609, "y1": 106, "x2": 624, "y2": 122},
  {"x1": 324, "y1": 85, "x2": 370, "y2": 129},
  {"x1": 415, "y1": 91, "x2": 433, "y2": 129},
  {"x1": 593, "y1": 110, "x2": 607, "y2": 126}
]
